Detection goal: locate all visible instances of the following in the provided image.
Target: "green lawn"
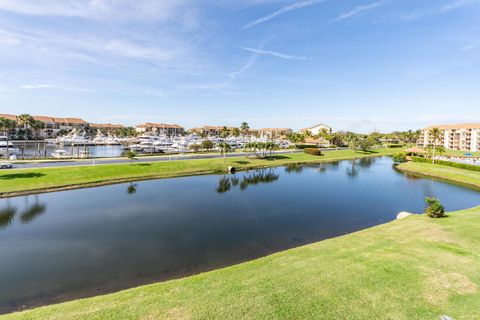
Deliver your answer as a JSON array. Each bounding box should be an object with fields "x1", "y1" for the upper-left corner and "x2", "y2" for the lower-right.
[
  {"x1": 3, "y1": 206, "x2": 480, "y2": 320},
  {"x1": 0, "y1": 148, "x2": 398, "y2": 197},
  {"x1": 398, "y1": 162, "x2": 480, "y2": 188}
]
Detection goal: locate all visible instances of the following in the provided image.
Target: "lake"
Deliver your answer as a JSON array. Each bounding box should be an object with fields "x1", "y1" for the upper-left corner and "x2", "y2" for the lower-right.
[{"x1": 0, "y1": 156, "x2": 479, "y2": 313}]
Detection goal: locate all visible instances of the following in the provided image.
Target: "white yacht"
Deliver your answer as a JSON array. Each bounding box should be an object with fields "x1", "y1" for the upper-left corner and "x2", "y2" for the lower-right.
[
  {"x1": 56, "y1": 129, "x2": 91, "y2": 145},
  {"x1": 0, "y1": 136, "x2": 17, "y2": 158}
]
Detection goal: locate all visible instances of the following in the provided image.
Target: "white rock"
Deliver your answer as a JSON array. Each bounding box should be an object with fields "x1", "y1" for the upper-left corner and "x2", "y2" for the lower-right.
[{"x1": 397, "y1": 212, "x2": 414, "y2": 220}]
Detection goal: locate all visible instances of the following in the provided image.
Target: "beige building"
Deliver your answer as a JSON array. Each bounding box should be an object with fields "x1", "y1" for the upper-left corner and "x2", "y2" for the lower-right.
[
  {"x1": 258, "y1": 128, "x2": 293, "y2": 139},
  {"x1": 299, "y1": 123, "x2": 332, "y2": 136},
  {"x1": 135, "y1": 123, "x2": 184, "y2": 136},
  {"x1": 418, "y1": 123, "x2": 480, "y2": 152}
]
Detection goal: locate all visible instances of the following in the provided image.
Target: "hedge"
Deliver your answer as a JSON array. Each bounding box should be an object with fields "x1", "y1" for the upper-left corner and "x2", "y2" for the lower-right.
[
  {"x1": 295, "y1": 144, "x2": 317, "y2": 149},
  {"x1": 386, "y1": 144, "x2": 405, "y2": 148},
  {"x1": 411, "y1": 156, "x2": 480, "y2": 172},
  {"x1": 304, "y1": 148, "x2": 323, "y2": 156}
]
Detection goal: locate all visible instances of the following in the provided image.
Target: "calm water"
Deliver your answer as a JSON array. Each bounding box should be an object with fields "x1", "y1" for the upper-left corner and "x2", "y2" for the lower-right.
[
  {"x1": 12, "y1": 142, "x2": 125, "y2": 158},
  {"x1": 0, "y1": 157, "x2": 479, "y2": 313}
]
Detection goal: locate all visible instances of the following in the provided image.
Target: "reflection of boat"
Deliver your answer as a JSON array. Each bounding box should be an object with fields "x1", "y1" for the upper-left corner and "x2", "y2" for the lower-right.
[{"x1": 51, "y1": 149, "x2": 71, "y2": 159}]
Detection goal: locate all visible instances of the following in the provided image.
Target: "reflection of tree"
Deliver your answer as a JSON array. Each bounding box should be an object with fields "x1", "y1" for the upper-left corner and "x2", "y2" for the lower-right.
[
  {"x1": 358, "y1": 157, "x2": 375, "y2": 168},
  {"x1": 216, "y1": 176, "x2": 232, "y2": 194},
  {"x1": 127, "y1": 183, "x2": 138, "y2": 195},
  {"x1": 285, "y1": 164, "x2": 303, "y2": 174},
  {"x1": 346, "y1": 160, "x2": 359, "y2": 179},
  {"x1": 216, "y1": 169, "x2": 280, "y2": 194},
  {"x1": 20, "y1": 202, "x2": 47, "y2": 224},
  {"x1": 0, "y1": 206, "x2": 17, "y2": 228}
]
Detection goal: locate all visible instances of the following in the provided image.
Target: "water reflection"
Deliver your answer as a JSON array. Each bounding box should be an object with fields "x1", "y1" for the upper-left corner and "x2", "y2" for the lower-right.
[
  {"x1": 0, "y1": 206, "x2": 16, "y2": 228},
  {"x1": 20, "y1": 203, "x2": 47, "y2": 224},
  {"x1": 127, "y1": 183, "x2": 138, "y2": 195},
  {"x1": 0, "y1": 196, "x2": 47, "y2": 228},
  {"x1": 216, "y1": 169, "x2": 280, "y2": 194},
  {"x1": 285, "y1": 164, "x2": 303, "y2": 174}
]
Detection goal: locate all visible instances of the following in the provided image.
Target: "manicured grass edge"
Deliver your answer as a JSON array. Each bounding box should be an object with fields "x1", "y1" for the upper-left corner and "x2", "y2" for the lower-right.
[{"x1": 0, "y1": 151, "x2": 396, "y2": 198}]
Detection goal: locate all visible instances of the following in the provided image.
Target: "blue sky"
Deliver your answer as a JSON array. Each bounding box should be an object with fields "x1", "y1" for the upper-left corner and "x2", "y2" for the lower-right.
[{"x1": 0, "y1": 0, "x2": 479, "y2": 132}]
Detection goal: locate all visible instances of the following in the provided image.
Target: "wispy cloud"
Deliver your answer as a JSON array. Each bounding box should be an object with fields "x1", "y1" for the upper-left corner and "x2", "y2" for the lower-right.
[
  {"x1": 0, "y1": 0, "x2": 185, "y2": 22},
  {"x1": 334, "y1": 1, "x2": 385, "y2": 22},
  {"x1": 243, "y1": 0, "x2": 322, "y2": 29},
  {"x1": 461, "y1": 43, "x2": 478, "y2": 51},
  {"x1": 229, "y1": 54, "x2": 260, "y2": 79},
  {"x1": 0, "y1": 84, "x2": 95, "y2": 93},
  {"x1": 242, "y1": 47, "x2": 310, "y2": 61},
  {"x1": 401, "y1": 0, "x2": 479, "y2": 21}
]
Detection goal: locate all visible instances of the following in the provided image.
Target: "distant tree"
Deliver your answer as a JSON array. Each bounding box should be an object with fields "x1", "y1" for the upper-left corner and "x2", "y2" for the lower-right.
[
  {"x1": 231, "y1": 127, "x2": 240, "y2": 137},
  {"x1": 0, "y1": 117, "x2": 16, "y2": 158},
  {"x1": 126, "y1": 150, "x2": 137, "y2": 164},
  {"x1": 429, "y1": 127, "x2": 442, "y2": 164},
  {"x1": 346, "y1": 133, "x2": 361, "y2": 151},
  {"x1": 18, "y1": 114, "x2": 33, "y2": 158},
  {"x1": 286, "y1": 132, "x2": 305, "y2": 144},
  {"x1": 218, "y1": 142, "x2": 232, "y2": 163},
  {"x1": 220, "y1": 126, "x2": 230, "y2": 138},
  {"x1": 240, "y1": 122, "x2": 250, "y2": 136},
  {"x1": 202, "y1": 140, "x2": 214, "y2": 152},
  {"x1": 189, "y1": 144, "x2": 202, "y2": 153},
  {"x1": 30, "y1": 120, "x2": 45, "y2": 158}
]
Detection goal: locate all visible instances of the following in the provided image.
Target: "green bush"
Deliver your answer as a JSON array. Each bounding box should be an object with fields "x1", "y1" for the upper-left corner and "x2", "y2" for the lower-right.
[
  {"x1": 411, "y1": 156, "x2": 480, "y2": 172},
  {"x1": 392, "y1": 152, "x2": 407, "y2": 164},
  {"x1": 424, "y1": 197, "x2": 446, "y2": 218},
  {"x1": 387, "y1": 144, "x2": 404, "y2": 148},
  {"x1": 304, "y1": 148, "x2": 322, "y2": 156}
]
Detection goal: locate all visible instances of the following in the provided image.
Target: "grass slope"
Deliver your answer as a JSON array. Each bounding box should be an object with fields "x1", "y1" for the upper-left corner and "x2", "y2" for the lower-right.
[
  {"x1": 0, "y1": 148, "x2": 398, "y2": 197},
  {"x1": 2, "y1": 207, "x2": 480, "y2": 319},
  {"x1": 398, "y1": 162, "x2": 480, "y2": 189}
]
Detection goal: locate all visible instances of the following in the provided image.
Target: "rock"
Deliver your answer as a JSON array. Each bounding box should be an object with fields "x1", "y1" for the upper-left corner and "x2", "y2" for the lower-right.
[
  {"x1": 397, "y1": 211, "x2": 413, "y2": 220},
  {"x1": 440, "y1": 316, "x2": 454, "y2": 320}
]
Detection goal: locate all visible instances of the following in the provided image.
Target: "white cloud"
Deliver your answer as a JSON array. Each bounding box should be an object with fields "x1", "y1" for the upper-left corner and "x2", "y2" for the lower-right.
[
  {"x1": 242, "y1": 47, "x2": 310, "y2": 61},
  {"x1": 401, "y1": 0, "x2": 479, "y2": 21},
  {"x1": 243, "y1": 0, "x2": 322, "y2": 29},
  {"x1": 335, "y1": 1, "x2": 385, "y2": 22},
  {"x1": 0, "y1": 0, "x2": 185, "y2": 22}
]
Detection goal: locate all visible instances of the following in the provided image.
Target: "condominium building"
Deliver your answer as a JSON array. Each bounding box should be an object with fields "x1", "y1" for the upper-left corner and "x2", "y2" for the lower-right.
[
  {"x1": 418, "y1": 124, "x2": 480, "y2": 152},
  {"x1": 258, "y1": 128, "x2": 293, "y2": 139},
  {"x1": 299, "y1": 123, "x2": 332, "y2": 136},
  {"x1": 189, "y1": 126, "x2": 236, "y2": 136},
  {"x1": 135, "y1": 123, "x2": 184, "y2": 136}
]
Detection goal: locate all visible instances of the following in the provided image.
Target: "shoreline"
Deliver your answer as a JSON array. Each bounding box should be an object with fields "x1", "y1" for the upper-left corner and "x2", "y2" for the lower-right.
[
  {"x1": 3, "y1": 205, "x2": 480, "y2": 319},
  {"x1": 0, "y1": 149, "x2": 398, "y2": 198}
]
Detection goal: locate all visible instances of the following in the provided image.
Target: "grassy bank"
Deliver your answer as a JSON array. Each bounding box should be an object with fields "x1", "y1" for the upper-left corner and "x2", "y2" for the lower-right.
[
  {"x1": 398, "y1": 162, "x2": 480, "y2": 189},
  {"x1": 3, "y1": 206, "x2": 480, "y2": 319},
  {"x1": 0, "y1": 148, "x2": 398, "y2": 198}
]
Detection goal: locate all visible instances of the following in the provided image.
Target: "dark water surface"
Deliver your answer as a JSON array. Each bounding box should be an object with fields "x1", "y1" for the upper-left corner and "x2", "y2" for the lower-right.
[{"x1": 0, "y1": 157, "x2": 479, "y2": 313}]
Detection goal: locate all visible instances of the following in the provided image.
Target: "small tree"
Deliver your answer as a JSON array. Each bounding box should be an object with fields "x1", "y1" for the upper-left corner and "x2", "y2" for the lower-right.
[
  {"x1": 189, "y1": 144, "x2": 202, "y2": 153},
  {"x1": 218, "y1": 142, "x2": 232, "y2": 163},
  {"x1": 202, "y1": 140, "x2": 214, "y2": 152},
  {"x1": 126, "y1": 150, "x2": 137, "y2": 164},
  {"x1": 392, "y1": 152, "x2": 407, "y2": 164},
  {"x1": 425, "y1": 197, "x2": 446, "y2": 218}
]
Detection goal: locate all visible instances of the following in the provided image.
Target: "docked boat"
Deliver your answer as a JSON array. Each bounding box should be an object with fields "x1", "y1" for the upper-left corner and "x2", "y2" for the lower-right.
[
  {"x1": 0, "y1": 136, "x2": 17, "y2": 158},
  {"x1": 55, "y1": 129, "x2": 91, "y2": 145}
]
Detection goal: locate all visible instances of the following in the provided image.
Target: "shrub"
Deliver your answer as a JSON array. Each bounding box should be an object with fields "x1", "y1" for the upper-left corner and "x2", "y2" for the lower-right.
[
  {"x1": 424, "y1": 197, "x2": 446, "y2": 218},
  {"x1": 295, "y1": 144, "x2": 317, "y2": 149},
  {"x1": 392, "y1": 152, "x2": 407, "y2": 164},
  {"x1": 304, "y1": 148, "x2": 322, "y2": 156},
  {"x1": 387, "y1": 144, "x2": 404, "y2": 148},
  {"x1": 411, "y1": 156, "x2": 480, "y2": 172}
]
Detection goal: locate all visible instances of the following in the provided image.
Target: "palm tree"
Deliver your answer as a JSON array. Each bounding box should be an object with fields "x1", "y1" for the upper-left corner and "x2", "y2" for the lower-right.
[
  {"x1": 240, "y1": 122, "x2": 250, "y2": 136},
  {"x1": 18, "y1": 114, "x2": 33, "y2": 159},
  {"x1": 0, "y1": 117, "x2": 16, "y2": 158},
  {"x1": 30, "y1": 120, "x2": 45, "y2": 158},
  {"x1": 429, "y1": 127, "x2": 442, "y2": 164},
  {"x1": 231, "y1": 127, "x2": 240, "y2": 137},
  {"x1": 220, "y1": 126, "x2": 230, "y2": 138}
]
